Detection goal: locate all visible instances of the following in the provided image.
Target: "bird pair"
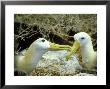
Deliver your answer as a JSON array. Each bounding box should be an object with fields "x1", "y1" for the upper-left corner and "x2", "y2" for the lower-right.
[{"x1": 15, "y1": 32, "x2": 97, "y2": 75}]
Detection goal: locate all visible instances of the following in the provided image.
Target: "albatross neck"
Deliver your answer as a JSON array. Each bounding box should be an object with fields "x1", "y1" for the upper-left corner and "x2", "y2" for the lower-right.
[
  {"x1": 31, "y1": 47, "x2": 48, "y2": 67},
  {"x1": 80, "y1": 40, "x2": 94, "y2": 62}
]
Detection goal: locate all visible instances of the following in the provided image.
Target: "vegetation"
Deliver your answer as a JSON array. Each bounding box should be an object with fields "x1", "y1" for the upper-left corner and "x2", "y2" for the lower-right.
[{"x1": 14, "y1": 14, "x2": 97, "y2": 52}]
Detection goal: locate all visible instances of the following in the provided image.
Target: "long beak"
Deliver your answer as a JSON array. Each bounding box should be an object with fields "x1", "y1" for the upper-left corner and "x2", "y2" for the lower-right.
[
  {"x1": 49, "y1": 42, "x2": 71, "y2": 51},
  {"x1": 65, "y1": 40, "x2": 80, "y2": 61}
]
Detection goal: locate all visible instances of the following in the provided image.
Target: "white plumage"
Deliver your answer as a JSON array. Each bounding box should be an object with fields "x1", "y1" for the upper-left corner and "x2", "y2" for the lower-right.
[
  {"x1": 66, "y1": 32, "x2": 97, "y2": 70},
  {"x1": 15, "y1": 38, "x2": 71, "y2": 75}
]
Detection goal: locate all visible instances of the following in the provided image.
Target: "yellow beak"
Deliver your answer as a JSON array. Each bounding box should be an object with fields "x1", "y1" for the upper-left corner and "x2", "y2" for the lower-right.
[
  {"x1": 49, "y1": 42, "x2": 71, "y2": 51},
  {"x1": 65, "y1": 40, "x2": 80, "y2": 61}
]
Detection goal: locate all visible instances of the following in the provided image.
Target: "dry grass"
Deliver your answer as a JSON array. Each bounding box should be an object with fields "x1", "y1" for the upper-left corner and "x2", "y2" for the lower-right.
[{"x1": 14, "y1": 14, "x2": 97, "y2": 52}]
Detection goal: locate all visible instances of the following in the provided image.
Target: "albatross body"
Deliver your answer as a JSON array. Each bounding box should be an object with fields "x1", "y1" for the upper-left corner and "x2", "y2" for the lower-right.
[
  {"x1": 15, "y1": 38, "x2": 71, "y2": 75},
  {"x1": 65, "y1": 32, "x2": 97, "y2": 70}
]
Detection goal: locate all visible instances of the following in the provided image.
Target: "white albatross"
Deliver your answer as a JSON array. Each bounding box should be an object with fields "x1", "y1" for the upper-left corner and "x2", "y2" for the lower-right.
[
  {"x1": 15, "y1": 38, "x2": 71, "y2": 75},
  {"x1": 65, "y1": 32, "x2": 97, "y2": 70}
]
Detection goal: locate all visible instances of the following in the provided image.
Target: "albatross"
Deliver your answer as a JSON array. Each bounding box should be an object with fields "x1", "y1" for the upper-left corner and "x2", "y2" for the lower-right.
[
  {"x1": 65, "y1": 32, "x2": 97, "y2": 70},
  {"x1": 15, "y1": 38, "x2": 71, "y2": 75}
]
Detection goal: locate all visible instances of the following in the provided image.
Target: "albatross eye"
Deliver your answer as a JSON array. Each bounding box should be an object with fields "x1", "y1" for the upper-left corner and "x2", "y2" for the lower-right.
[
  {"x1": 41, "y1": 39, "x2": 45, "y2": 42},
  {"x1": 81, "y1": 37, "x2": 85, "y2": 40}
]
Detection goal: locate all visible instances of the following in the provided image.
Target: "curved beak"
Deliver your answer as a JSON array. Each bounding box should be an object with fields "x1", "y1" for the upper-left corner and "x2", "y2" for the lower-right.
[
  {"x1": 65, "y1": 40, "x2": 80, "y2": 61},
  {"x1": 49, "y1": 42, "x2": 71, "y2": 51}
]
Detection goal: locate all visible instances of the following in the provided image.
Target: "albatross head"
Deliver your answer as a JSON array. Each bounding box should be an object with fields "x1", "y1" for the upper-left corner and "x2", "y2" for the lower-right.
[
  {"x1": 74, "y1": 32, "x2": 92, "y2": 47},
  {"x1": 32, "y1": 38, "x2": 71, "y2": 51},
  {"x1": 65, "y1": 32, "x2": 93, "y2": 61},
  {"x1": 33, "y1": 38, "x2": 50, "y2": 51}
]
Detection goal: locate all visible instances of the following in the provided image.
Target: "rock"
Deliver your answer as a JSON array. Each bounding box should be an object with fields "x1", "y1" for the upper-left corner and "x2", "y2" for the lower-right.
[
  {"x1": 31, "y1": 51, "x2": 82, "y2": 76},
  {"x1": 16, "y1": 50, "x2": 96, "y2": 76}
]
